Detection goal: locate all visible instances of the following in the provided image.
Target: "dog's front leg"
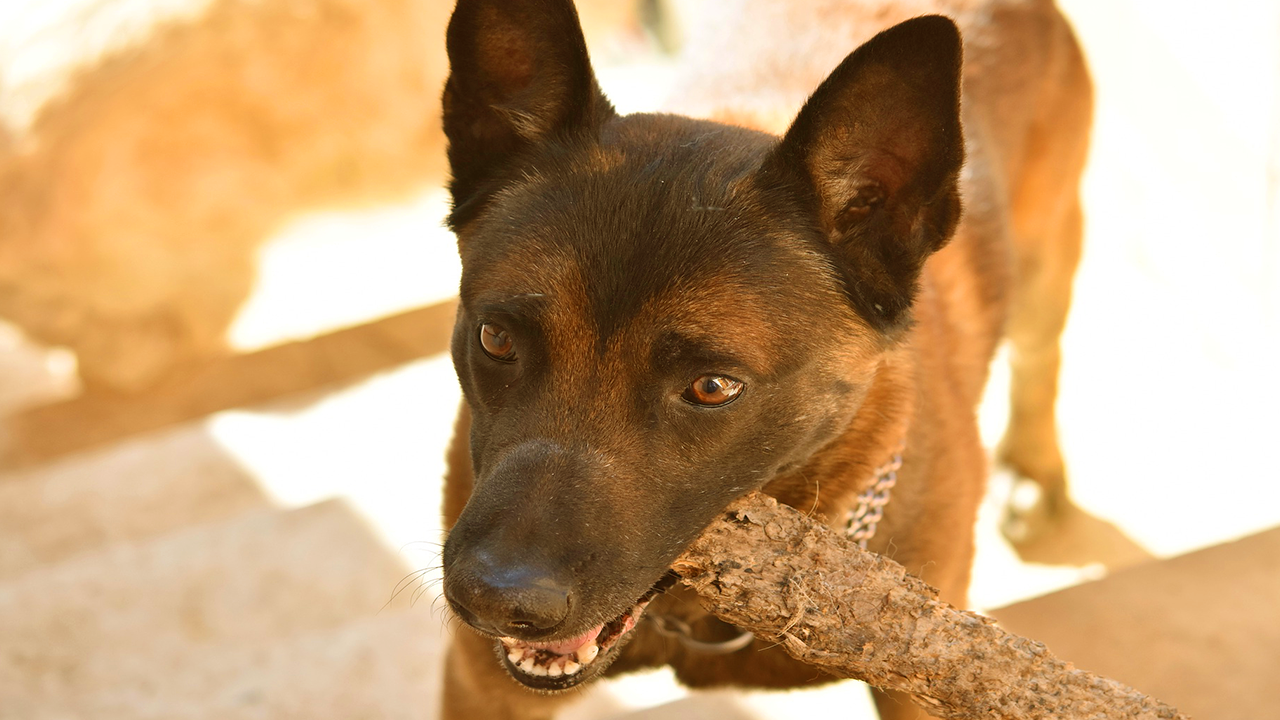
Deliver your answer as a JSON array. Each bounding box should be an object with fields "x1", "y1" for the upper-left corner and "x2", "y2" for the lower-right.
[{"x1": 442, "y1": 628, "x2": 575, "y2": 720}]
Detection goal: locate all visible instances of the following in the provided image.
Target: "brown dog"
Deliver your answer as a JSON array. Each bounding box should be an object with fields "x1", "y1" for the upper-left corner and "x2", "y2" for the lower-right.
[{"x1": 438, "y1": 1, "x2": 1091, "y2": 718}]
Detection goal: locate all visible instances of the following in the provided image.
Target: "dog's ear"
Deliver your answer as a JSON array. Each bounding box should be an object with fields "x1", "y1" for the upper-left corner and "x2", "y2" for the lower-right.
[
  {"x1": 443, "y1": 0, "x2": 616, "y2": 226},
  {"x1": 760, "y1": 15, "x2": 964, "y2": 330}
]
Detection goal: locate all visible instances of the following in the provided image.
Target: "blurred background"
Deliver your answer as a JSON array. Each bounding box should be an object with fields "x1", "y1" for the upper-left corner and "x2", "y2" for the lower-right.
[{"x1": 0, "y1": 0, "x2": 1276, "y2": 718}]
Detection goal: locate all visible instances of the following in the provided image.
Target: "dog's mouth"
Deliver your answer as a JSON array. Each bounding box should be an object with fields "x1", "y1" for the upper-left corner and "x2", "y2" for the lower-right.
[{"x1": 495, "y1": 573, "x2": 676, "y2": 691}]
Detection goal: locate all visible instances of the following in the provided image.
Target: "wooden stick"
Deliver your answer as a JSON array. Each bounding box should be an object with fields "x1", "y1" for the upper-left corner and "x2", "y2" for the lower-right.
[{"x1": 672, "y1": 492, "x2": 1190, "y2": 719}]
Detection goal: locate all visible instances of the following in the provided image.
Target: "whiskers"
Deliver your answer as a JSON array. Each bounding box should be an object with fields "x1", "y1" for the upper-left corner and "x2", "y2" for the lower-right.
[
  {"x1": 382, "y1": 540, "x2": 448, "y2": 624},
  {"x1": 382, "y1": 558, "x2": 465, "y2": 636},
  {"x1": 804, "y1": 470, "x2": 821, "y2": 518},
  {"x1": 381, "y1": 566, "x2": 441, "y2": 611}
]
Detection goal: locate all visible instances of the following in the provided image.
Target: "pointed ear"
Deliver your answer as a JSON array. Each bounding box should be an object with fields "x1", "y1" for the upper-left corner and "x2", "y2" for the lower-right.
[
  {"x1": 761, "y1": 15, "x2": 964, "y2": 330},
  {"x1": 442, "y1": 0, "x2": 616, "y2": 226}
]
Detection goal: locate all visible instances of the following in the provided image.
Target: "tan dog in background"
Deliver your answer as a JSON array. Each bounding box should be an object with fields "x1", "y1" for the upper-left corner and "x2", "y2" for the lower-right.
[
  {"x1": 0, "y1": 0, "x2": 645, "y2": 391},
  {"x1": 438, "y1": 1, "x2": 1090, "y2": 719},
  {"x1": 0, "y1": 0, "x2": 452, "y2": 389}
]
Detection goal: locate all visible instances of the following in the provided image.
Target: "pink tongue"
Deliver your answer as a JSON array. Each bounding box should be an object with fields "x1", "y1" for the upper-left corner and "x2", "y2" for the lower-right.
[{"x1": 522, "y1": 624, "x2": 604, "y2": 655}]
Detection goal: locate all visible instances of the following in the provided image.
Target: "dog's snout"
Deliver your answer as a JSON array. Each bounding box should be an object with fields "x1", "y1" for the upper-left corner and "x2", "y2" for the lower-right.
[
  {"x1": 443, "y1": 440, "x2": 595, "y2": 636},
  {"x1": 447, "y1": 550, "x2": 573, "y2": 636}
]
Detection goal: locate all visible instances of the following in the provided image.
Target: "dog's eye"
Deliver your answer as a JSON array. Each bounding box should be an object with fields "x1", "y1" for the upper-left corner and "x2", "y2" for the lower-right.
[
  {"x1": 682, "y1": 375, "x2": 744, "y2": 407},
  {"x1": 479, "y1": 323, "x2": 517, "y2": 362}
]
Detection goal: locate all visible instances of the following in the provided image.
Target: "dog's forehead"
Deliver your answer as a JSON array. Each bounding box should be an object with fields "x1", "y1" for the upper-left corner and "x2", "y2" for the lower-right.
[{"x1": 458, "y1": 114, "x2": 853, "y2": 368}]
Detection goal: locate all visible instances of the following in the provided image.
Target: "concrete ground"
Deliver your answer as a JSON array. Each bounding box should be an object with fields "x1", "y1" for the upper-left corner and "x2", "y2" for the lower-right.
[{"x1": 1, "y1": 0, "x2": 1278, "y2": 718}]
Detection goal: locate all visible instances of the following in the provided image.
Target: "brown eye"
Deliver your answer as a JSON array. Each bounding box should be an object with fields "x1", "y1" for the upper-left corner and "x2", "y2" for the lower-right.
[
  {"x1": 682, "y1": 375, "x2": 744, "y2": 407},
  {"x1": 479, "y1": 323, "x2": 517, "y2": 362}
]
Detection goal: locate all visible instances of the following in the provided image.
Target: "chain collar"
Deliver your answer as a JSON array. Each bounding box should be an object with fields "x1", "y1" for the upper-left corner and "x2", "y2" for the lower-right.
[{"x1": 843, "y1": 446, "x2": 904, "y2": 549}]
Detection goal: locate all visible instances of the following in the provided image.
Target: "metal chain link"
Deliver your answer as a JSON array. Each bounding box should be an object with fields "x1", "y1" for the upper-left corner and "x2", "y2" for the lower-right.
[{"x1": 844, "y1": 448, "x2": 904, "y2": 549}]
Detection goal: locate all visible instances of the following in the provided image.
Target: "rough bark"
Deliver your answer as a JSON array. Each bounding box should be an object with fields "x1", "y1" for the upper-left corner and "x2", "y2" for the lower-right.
[{"x1": 671, "y1": 492, "x2": 1190, "y2": 720}]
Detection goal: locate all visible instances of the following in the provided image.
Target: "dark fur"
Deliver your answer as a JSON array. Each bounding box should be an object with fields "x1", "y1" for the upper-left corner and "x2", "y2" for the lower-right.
[{"x1": 438, "y1": 1, "x2": 1091, "y2": 718}]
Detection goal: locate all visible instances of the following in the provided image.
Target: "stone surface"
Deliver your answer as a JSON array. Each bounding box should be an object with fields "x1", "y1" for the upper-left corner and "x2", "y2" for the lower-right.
[
  {"x1": 0, "y1": 500, "x2": 416, "y2": 710},
  {"x1": 2, "y1": 298, "x2": 457, "y2": 468},
  {"x1": 993, "y1": 527, "x2": 1280, "y2": 720},
  {"x1": 7, "y1": 610, "x2": 444, "y2": 720},
  {"x1": 0, "y1": 424, "x2": 269, "y2": 579}
]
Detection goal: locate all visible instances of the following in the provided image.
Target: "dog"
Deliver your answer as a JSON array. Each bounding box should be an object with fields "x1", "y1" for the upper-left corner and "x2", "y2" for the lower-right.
[
  {"x1": 0, "y1": 0, "x2": 642, "y2": 392},
  {"x1": 437, "y1": 1, "x2": 1091, "y2": 718}
]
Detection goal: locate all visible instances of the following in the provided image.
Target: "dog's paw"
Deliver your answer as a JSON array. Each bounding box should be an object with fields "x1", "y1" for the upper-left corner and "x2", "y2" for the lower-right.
[{"x1": 1000, "y1": 474, "x2": 1066, "y2": 545}]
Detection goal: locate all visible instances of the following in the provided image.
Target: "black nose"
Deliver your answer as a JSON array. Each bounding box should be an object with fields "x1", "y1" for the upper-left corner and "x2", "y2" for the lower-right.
[{"x1": 445, "y1": 549, "x2": 572, "y2": 636}]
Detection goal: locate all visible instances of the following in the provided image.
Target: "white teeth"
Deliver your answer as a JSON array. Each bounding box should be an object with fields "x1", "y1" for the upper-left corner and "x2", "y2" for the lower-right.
[{"x1": 503, "y1": 628, "x2": 612, "y2": 679}]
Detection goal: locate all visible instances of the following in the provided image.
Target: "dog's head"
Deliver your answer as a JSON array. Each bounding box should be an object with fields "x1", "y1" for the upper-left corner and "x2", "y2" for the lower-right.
[{"x1": 440, "y1": 0, "x2": 962, "y2": 691}]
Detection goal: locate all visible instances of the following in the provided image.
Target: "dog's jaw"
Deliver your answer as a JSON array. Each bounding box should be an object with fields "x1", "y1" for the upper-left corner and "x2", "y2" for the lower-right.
[
  {"x1": 496, "y1": 599, "x2": 647, "y2": 690},
  {"x1": 500, "y1": 624, "x2": 600, "y2": 685},
  {"x1": 489, "y1": 572, "x2": 675, "y2": 691}
]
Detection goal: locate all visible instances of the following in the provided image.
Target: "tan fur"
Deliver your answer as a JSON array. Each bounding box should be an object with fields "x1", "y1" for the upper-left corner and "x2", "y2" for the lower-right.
[
  {"x1": 0, "y1": 0, "x2": 641, "y2": 391},
  {"x1": 0, "y1": 0, "x2": 452, "y2": 389}
]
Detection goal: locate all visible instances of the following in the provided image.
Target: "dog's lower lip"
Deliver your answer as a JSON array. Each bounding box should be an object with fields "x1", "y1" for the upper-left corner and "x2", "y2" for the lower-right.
[
  {"x1": 497, "y1": 599, "x2": 645, "y2": 690},
  {"x1": 495, "y1": 573, "x2": 676, "y2": 690}
]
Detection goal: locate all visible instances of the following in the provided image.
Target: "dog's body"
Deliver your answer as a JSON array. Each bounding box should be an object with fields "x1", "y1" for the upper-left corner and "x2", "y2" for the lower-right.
[{"x1": 438, "y1": 1, "x2": 1091, "y2": 718}]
